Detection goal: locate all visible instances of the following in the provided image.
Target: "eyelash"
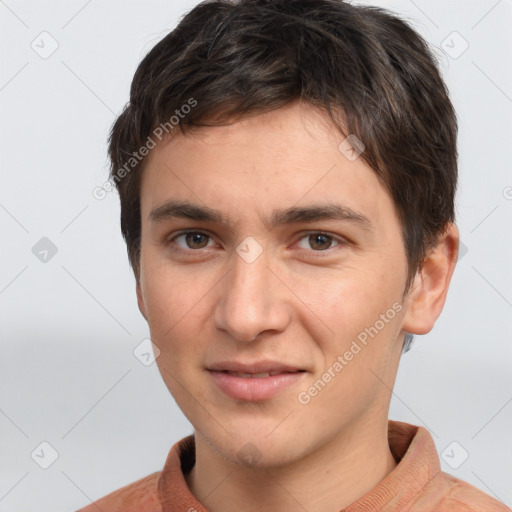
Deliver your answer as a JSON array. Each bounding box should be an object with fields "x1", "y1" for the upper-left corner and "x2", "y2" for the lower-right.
[{"x1": 165, "y1": 230, "x2": 346, "y2": 257}]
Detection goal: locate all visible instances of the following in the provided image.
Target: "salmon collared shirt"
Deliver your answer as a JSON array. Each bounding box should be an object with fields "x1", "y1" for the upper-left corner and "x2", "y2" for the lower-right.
[{"x1": 76, "y1": 420, "x2": 510, "y2": 512}]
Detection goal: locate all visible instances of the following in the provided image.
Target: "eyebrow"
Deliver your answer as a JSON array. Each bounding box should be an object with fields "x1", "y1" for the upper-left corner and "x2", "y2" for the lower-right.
[{"x1": 149, "y1": 200, "x2": 373, "y2": 231}]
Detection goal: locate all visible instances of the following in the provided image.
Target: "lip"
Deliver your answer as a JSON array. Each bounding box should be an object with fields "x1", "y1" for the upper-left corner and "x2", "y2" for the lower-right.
[
  {"x1": 208, "y1": 368, "x2": 306, "y2": 402},
  {"x1": 207, "y1": 360, "x2": 307, "y2": 401},
  {"x1": 208, "y1": 360, "x2": 304, "y2": 374}
]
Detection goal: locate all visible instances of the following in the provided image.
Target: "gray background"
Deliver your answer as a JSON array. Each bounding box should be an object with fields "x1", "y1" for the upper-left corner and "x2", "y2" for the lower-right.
[{"x1": 0, "y1": 0, "x2": 511, "y2": 510}]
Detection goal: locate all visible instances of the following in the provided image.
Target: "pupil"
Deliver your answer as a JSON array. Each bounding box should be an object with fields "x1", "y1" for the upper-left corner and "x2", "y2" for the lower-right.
[{"x1": 187, "y1": 232, "x2": 208, "y2": 248}]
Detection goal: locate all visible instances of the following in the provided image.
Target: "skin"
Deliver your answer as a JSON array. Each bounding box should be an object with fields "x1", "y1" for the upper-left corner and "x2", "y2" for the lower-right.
[{"x1": 136, "y1": 100, "x2": 459, "y2": 511}]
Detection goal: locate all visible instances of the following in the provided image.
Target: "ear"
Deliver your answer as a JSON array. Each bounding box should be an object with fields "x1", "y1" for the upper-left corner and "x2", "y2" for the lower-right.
[
  {"x1": 402, "y1": 223, "x2": 459, "y2": 335},
  {"x1": 136, "y1": 280, "x2": 148, "y2": 321}
]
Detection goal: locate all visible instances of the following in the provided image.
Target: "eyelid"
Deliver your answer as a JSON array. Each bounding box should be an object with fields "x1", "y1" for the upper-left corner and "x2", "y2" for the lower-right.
[
  {"x1": 166, "y1": 229, "x2": 218, "y2": 249},
  {"x1": 292, "y1": 231, "x2": 347, "y2": 254},
  {"x1": 166, "y1": 229, "x2": 348, "y2": 254}
]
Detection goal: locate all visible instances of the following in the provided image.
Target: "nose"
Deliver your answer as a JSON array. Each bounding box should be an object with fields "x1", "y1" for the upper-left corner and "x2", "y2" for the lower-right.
[{"x1": 213, "y1": 246, "x2": 291, "y2": 343}]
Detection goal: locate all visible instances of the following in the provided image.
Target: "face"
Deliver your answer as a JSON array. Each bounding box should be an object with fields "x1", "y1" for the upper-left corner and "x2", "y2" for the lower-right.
[{"x1": 136, "y1": 101, "x2": 413, "y2": 467}]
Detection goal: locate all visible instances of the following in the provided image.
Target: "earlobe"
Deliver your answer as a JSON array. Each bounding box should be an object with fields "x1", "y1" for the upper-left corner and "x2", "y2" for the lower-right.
[
  {"x1": 136, "y1": 281, "x2": 148, "y2": 321},
  {"x1": 401, "y1": 223, "x2": 459, "y2": 335}
]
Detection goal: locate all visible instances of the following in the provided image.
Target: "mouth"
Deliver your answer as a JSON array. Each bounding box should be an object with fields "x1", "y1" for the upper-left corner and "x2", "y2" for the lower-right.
[
  {"x1": 219, "y1": 370, "x2": 305, "y2": 378},
  {"x1": 207, "y1": 362, "x2": 307, "y2": 401}
]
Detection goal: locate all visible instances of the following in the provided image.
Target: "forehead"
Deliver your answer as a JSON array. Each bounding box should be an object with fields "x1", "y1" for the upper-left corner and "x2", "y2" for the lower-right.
[{"x1": 139, "y1": 102, "x2": 393, "y2": 230}]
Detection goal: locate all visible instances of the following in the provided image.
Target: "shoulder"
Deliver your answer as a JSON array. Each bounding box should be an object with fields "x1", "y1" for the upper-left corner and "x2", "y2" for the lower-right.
[
  {"x1": 76, "y1": 471, "x2": 162, "y2": 512},
  {"x1": 416, "y1": 470, "x2": 511, "y2": 512}
]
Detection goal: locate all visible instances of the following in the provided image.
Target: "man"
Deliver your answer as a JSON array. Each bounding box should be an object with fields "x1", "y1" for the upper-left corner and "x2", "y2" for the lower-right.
[{"x1": 78, "y1": 0, "x2": 511, "y2": 510}]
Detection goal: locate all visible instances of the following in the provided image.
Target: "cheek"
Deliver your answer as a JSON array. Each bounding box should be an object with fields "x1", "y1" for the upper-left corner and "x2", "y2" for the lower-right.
[
  {"x1": 142, "y1": 266, "x2": 209, "y2": 404},
  {"x1": 299, "y1": 266, "x2": 378, "y2": 328},
  {"x1": 302, "y1": 280, "x2": 404, "y2": 417},
  {"x1": 299, "y1": 265, "x2": 405, "y2": 361},
  {"x1": 140, "y1": 260, "x2": 207, "y2": 358}
]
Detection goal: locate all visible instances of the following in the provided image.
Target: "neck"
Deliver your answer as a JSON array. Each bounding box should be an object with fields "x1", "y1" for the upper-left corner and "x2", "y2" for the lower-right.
[{"x1": 184, "y1": 417, "x2": 398, "y2": 512}]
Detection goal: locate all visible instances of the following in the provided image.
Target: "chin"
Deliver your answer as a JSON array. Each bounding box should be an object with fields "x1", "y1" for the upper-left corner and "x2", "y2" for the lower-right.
[{"x1": 202, "y1": 421, "x2": 311, "y2": 469}]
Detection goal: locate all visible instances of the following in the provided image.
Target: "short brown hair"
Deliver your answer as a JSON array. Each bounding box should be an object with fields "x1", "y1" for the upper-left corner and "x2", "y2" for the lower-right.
[{"x1": 108, "y1": 0, "x2": 457, "y2": 289}]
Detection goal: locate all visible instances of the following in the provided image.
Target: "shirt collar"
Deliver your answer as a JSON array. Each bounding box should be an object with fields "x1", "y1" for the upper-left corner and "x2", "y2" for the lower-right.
[{"x1": 157, "y1": 420, "x2": 441, "y2": 512}]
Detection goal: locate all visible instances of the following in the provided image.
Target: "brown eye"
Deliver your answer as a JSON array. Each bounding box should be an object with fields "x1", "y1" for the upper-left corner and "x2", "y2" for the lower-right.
[
  {"x1": 297, "y1": 233, "x2": 340, "y2": 251},
  {"x1": 309, "y1": 234, "x2": 333, "y2": 250},
  {"x1": 186, "y1": 232, "x2": 210, "y2": 249},
  {"x1": 171, "y1": 231, "x2": 212, "y2": 250}
]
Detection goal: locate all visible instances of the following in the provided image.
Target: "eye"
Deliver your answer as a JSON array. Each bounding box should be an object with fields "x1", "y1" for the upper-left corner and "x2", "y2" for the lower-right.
[
  {"x1": 166, "y1": 230, "x2": 346, "y2": 255},
  {"x1": 295, "y1": 232, "x2": 343, "y2": 252},
  {"x1": 169, "y1": 231, "x2": 215, "y2": 250}
]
